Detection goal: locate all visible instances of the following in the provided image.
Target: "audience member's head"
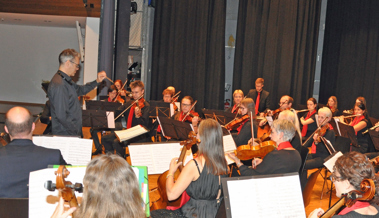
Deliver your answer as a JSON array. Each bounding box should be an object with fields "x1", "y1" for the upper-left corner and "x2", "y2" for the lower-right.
[{"x1": 4, "y1": 107, "x2": 34, "y2": 140}]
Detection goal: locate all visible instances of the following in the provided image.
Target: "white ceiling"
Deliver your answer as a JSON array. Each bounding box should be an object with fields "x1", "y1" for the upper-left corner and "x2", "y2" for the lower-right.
[{"x1": 0, "y1": 12, "x2": 86, "y2": 28}]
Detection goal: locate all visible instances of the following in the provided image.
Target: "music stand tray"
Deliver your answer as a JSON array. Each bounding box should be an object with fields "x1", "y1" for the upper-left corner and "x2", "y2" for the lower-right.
[
  {"x1": 86, "y1": 100, "x2": 121, "y2": 111},
  {"x1": 157, "y1": 116, "x2": 193, "y2": 140},
  {"x1": 202, "y1": 109, "x2": 235, "y2": 126},
  {"x1": 82, "y1": 110, "x2": 112, "y2": 128},
  {"x1": 148, "y1": 101, "x2": 171, "y2": 118}
]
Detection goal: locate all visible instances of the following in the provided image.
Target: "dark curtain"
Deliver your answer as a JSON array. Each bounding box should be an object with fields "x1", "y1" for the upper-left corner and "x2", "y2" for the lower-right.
[
  {"x1": 319, "y1": 0, "x2": 379, "y2": 118},
  {"x1": 233, "y1": 0, "x2": 321, "y2": 109},
  {"x1": 150, "y1": 0, "x2": 226, "y2": 110}
]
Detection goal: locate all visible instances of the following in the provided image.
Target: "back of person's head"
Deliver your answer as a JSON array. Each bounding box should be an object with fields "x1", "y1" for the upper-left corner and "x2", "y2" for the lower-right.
[
  {"x1": 77, "y1": 154, "x2": 145, "y2": 218},
  {"x1": 130, "y1": 80, "x2": 145, "y2": 90},
  {"x1": 59, "y1": 49, "x2": 79, "y2": 65},
  {"x1": 241, "y1": 98, "x2": 255, "y2": 114},
  {"x1": 334, "y1": 152, "x2": 379, "y2": 204},
  {"x1": 271, "y1": 119, "x2": 296, "y2": 142},
  {"x1": 5, "y1": 107, "x2": 34, "y2": 138},
  {"x1": 198, "y1": 119, "x2": 228, "y2": 176}
]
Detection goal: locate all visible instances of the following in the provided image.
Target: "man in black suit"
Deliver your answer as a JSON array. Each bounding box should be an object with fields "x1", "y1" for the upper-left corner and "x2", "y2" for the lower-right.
[
  {"x1": 246, "y1": 78, "x2": 271, "y2": 115},
  {"x1": 0, "y1": 107, "x2": 67, "y2": 198}
]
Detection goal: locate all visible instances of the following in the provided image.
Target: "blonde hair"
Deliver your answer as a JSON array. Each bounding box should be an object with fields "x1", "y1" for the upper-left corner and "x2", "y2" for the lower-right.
[
  {"x1": 233, "y1": 89, "x2": 244, "y2": 98},
  {"x1": 76, "y1": 154, "x2": 145, "y2": 218},
  {"x1": 278, "y1": 110, "x2": 301, "y2": 143}
]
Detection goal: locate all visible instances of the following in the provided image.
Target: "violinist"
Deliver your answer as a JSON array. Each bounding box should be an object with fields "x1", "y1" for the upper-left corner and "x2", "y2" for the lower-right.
[
  {"x1": 114, "y1": 79, "x2": 131, "y2": 102},
  {"x1": 309, "y1": 152, "x2": 379, "y2": 218},
  {"x1": 339, "y1": 103, "x2": 373, "y2": 153},
  {"x1": 162, "y1": 88, "x2": 178, "y2": 113},
  {"x1": 225, "y1": 89, "x2": 244, "y2": 114},
  {"x1": 101, "y1": 81, "x2": 150, "y2": 157},
  {"x1": 246, "y1": 78, "x2": 271, "y2": 115},
  {"x1": 228, "y1": 119, "x2": 301, "y2": 176},
  {"x1": 327, "y1": 96, "x2": 339, "y2": 116},
  {"x1": 106, "y1": 85, "x2": 124, "y2": 104},
  {"x1": 151, "y1": 119, "x2": 228, "y2": 218},
  {"x1": 259, "y1": 95, "x2": 294, "y2": 127},
  {"x1": 232, "y1": 98, "x2": 258, "y2": 148},
  {"x1": 172, "y1": 96, "x2": 200, "y2": 133},
  {"x1": 51, "y1": 154, "x2": 145, "y2": 218},
  {"x1": 300, "y1": 98, "x2": 318, "y2": 141},
  {"x1": 302, "y1": 107, "x2": 335, "y2": 188}
]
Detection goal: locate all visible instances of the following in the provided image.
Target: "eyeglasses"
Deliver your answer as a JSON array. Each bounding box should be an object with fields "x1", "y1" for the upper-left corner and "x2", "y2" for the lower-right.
[
  {"x1": 70, "y1": 60, "x2": 80, "y2": 69},
  {"x1": 278, "y1": 101, "x2": 288, "y2": 106},
  {"x1": 330, "y1": 174, "x2": 343, "y2": 183},
  {"x1": 182, "y1": 104, "x2": 191, "y2": 107}
]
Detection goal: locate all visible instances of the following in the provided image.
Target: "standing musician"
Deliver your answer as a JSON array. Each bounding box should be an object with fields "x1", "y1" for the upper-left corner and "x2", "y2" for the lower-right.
[
  {"x1": 327, "y1": 96, "x2": 339, "y2": 116},
  {"x1": 246, "y1": 78, "x2": 271, "y2": 115},
  {"x1": 300, "y1": 97, "x2": 318, "y2": 141},
  {"x1": 232, "y1": 98, "x2": 258, "y2": 148},
  {"x1": 339, "y1": 102, "x2": 372, "y2": 153},
  {"x1": 301, "y1": 107, "x2": 335, "y2": 189},
  {"x1": 101, "y1": 81, "x2": 150, "y2": 157},
  {"x1": 225, "y1": 89, "x2": 244, "y2": 114},
  {"x1": 309, "y1": 152, "x2": 379, "y2": 218},
  {"x1": 228, "y1": 119, "x2": 301, "y2": 176},
  {"x1": 114, "y1": 79, "x2": 131, "y2": 102},
  {"x1": 106, "y1": 85, "x2": 124, "y2": 104},
  {"x1": 172, "y1": 96, "x2": 200, "y2": 134},
  {"x1": 150, "y1": 119, "x2": 228, "y2": 218}
]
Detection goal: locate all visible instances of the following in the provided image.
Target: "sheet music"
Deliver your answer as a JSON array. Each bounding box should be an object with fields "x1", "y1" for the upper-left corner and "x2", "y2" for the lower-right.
[
  {"x1": 223, "y1": 135, "x2": 237, "y2": 165},
  {"x1": 324, "y1": 151, "x2": 343, "y2": 172},
  {"x1": 33, "y1": 136, "x2": 92, "y2": 166},
  {"x1": 226, "y1": 174, "x2": 305, "y2": 218},
  {"x1": 29, "y1": 167, "x2": 86, "y2": 218},
  {"x1": 129, "y1": 143, "x2": 193, "y2": 174},
  {"x1": 114, "y1": 125, "x2": 149, "y2": 142},
  {"x1": 334, "y1": 118, "x2": 342, "y2": 136},
  {"x1": 170, "y1": 104, "x2": 175, "y2": 117},
  {"x1": 175, "y1": 102, "x2": 180, "y2": 112},
  {"x1": 107, "y1": 111, "x2": 115, "y2": 128}
]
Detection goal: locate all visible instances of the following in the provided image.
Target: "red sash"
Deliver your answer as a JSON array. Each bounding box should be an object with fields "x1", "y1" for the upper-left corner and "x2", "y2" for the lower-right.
[
  {"x1": 231, "y1": 105, "x2": 238, "y2": 114},
  {"x1": 277, "y1": 141, "x2": 293, "y2": 150},
  {"x1": 126, "y1": 105, "x2": 135, "y2": 129},
  {"x1": 237, "y1": 119, "x2": 249, "y2": 134},
  {"x1": 255, "y1": 92, "x2": 261, "y2": 115},
  {"x1": 338, "y1": 201, "x2": 371, "y2": 215},
  {"x1": 350, "y1": 116, "x2": 365, "y2": 135},
  {"x1": 301, "y1": 110, "x2": 316, "y2": 137}
]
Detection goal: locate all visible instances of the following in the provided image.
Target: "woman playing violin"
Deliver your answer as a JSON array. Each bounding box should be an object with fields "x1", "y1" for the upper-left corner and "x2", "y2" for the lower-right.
[
  {"x1": 172, "y1": 96, "x2": 200, "y2": 133},
  {"x1": 51, "y1": 154, "x2": 145, "y2": 218},
  {"x1": 225, "y1": 89, "x2": 244, "y2": 114},
  {"x1": 309, "y1": 152, "x2": 379, "y2": 218},
  {"x1": 228, "y1": 119, "x2": 301, "y2": 176},
  {"x1": 106, "y1": 85, "x2": 124, "y2": 104},
  {"x1": 114, "y1": 79, "x2": 131, "y2": 102},
  {"x1": 151, "y1": 119, "x2": 228, "y2": 218},
  {"x1": 327, "y1": 96, "x2": 339, "y2": 117},
  {"x1": 300, "y1": 97, "x2": 318, "y2": 141},
  {"x1": 339, "y1": 103, "x2": 372, "y2": 153}
]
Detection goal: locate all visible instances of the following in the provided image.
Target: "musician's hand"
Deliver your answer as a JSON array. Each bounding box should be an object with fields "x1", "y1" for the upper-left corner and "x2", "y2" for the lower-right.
[
  {"x1": 168, "y1": 158, "x2": 182, "y2": 174},
  {"x1": 313, "y1": 133, "x2": 319, "y2": 144},
  {"x1": 252, "y1": 158, "x2": 262, "y2": 169},
  {"x1": 266, "y1": 109, "x2": 273, "y2": 116},
  {"x1": 227, "y1": 153, "x2": 242, "y2": 167},
  {"x1": 259, "y1": 112, "x2": 265, "y2": 117},
  {"x1": 259, "y1": 119, "x2": 267, "y2": 127},
  {"x1": 247, "y1": 138, "x2": 253, "y2": 145},
  {"x1": 96, "y1": 71, "x2": 107, "y2": 83},
  {"x1": 308, "y1": 208, "x2": 324, "y2": 218},
  {"x1": 375, "y1": 122, "x2": 379, "y2": 132},
  {"x1": 192, "y1": 116, "x2": 200, "y2": 125},
  {"x1": 134, "y1": 107, "x2": 141, "y2": 118},
  {"x1": 51, "y1": 197, "x2": 76, "y2": 218}
]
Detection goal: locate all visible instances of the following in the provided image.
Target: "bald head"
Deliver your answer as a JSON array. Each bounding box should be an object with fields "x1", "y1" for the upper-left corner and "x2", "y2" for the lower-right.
[
  {"x1": 5, "y1": 107, "x2": 34, "y2": 139},
  {"x1": 167, "y1": 86, "x2": 175, "y2": 94}
]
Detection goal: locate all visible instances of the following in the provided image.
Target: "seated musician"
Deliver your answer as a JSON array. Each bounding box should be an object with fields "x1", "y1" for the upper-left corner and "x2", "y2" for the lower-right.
[
  {"x1": 105, "y1": 85, "x2": 124, "y2": 104},
  {"x1": 300, "y1": 97, "x2": 318, "y2": 141},
  {"x1": 51, "y1": 154, "x2": 145, "y2": 218},
  {"x1": 259, "y1": 95, "x2": 295, "y2": 127},
  {"x1": 172, "y1": 96, "x2": 200, "y2": 134},
  {"x1": 114, "y1": 79, "x2": 131, "y2": 102},
  {"x1": 278, "y1": 110, "x2": 302, "y2": 153},
  {"x1": 309, "y1": 152, "x2": 379, "y2": 218},
  {"x1": 225, "y1": 89, "x2": 244, "y2": 114},
  {"x1": 301, "y1": 107, "x2": 335, "y2": 189},
  {"x1": 327, "y1": 96, "x2": 339, "y2": 116},
  {"x1": 246, "y1": 78, "x2": 271, "y2": 116},
  {"x1": 162, "y1": 88, "x2": 174, "y2": 103},
  {"x1": 339, "y1": 102, "x2": 375, "y2": 153},
  {"x1": 101, "y1": 81, "x2": 150, "y2": 158},
  {"x1": 150, "y1": 119, "x2": 228, "y2": 218},
  {"x1": 228, "y1": 119, "x2": 301, "y2": 176},
  {"x1": 232, "y1": 98, "x2": 258, "y2": 149}
]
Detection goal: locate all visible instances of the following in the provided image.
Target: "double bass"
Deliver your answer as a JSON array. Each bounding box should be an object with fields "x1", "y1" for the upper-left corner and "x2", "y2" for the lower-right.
[{"x1": 151, "y1": 132, "x2": 199, "y2": 210}]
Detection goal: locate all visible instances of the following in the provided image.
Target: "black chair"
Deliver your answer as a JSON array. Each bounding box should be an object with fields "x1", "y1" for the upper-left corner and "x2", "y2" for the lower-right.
[
  {"x1": 299, "y1": 146, "x2": 309, "y2": 175},
  {"x1": 0, "y1": 198, "x2": 28, "y2": 218}
]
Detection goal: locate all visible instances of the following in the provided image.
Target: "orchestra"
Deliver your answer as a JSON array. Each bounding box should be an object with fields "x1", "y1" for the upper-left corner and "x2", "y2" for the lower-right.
[{"x1": 1, "y1": 48, "x2": 379, "y2": 218}]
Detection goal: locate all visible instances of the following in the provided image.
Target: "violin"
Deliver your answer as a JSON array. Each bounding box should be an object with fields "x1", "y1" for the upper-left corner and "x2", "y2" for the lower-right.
[
  {"x1": 319, "y1": 179, "x2": 375, "y2": 218},
  {"x1": 315, "y1": 124, "x2": 330, "y2": 143},
  {"x1": 370, "y1": 156, "x2": 379, "y2": 166},
  {"x1": 181, "y1": 101, "x2": 199, "y2": 123},
  {"x1": 0, "y1": 132, "x2": 9, "y2": 146},
  {"x1": 153, "y1": 132, "x2": 200, "y2": 210},
  {"x1": 44, "y1": 166, "x2": 83, "y2": 218},
  {"x1": 224, "y1": 114, "x2": 249, "y2": 130},
  {"x1": 135, "y1": 97, "x2": 146, "y2": 117},
  {"x1": 171, "y1": 96, "x2": 179, "y2": 111},
  {"x1": 114, "y1": 95, "x2": 144, "y2": 121}
]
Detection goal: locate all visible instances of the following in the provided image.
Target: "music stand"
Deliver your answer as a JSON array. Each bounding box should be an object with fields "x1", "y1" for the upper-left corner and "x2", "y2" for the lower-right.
[
  {"x1": 334, "y1": 120, "x2": 358, "y2": 148},
  {"x1": 202, "y1": 109, "x2": 235, "y2": 126},
  {"x1": 82, "y1": 110, "x2": 113, "y2": 128},
  {"x1": 85, "y1": 100, "x2": 121, "y2": 111},
  {"x1": 148, "y1": 101, "x2": 171, "y2": 118},
  {"x1": 368, "y1": 117, "x2": 379, "y2": 150},
  {"x1": 157, "y1": 116, "x2": 193, "y2": 140}
]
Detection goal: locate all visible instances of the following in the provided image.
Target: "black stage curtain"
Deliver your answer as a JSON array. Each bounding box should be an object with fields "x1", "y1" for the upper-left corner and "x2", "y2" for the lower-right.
[
  {"x1": 233, "y1": 0, "x2": 321, "y2": 109},
  {"x1": 150, "y1": 0, "x2": 226, "y2": 110},
  {"x1": 319, "y1": 0, "x2": 379, "y2": 118}
]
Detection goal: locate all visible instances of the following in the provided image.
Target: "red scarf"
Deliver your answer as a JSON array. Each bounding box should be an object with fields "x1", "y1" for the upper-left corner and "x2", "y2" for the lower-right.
[
  {"x1": 237, "y1": 119, "x2": 249, "y2": 134},
  {"x1": 277, "y1": 141, "x2": 293, "y2": 150},
  {"x1": 231, "y1": 104, "x2": 238, "y2": 114},
  {"x1": 255, "y1": 92, "x2": 261, "y2": 115},
  {"x1": 126, "y1": 105, "x2": 136, "y2": 129},
  {"x1": 338, "y1": 201, "x2": 371, "y2": 215},
  {"x1": 311, "y1": 124, "x2": 333, "y2": 153},
  {"x1": 350, "y1": 116, "x2": 365, "y2": 135},
  {"x1": 301, "y1": 110, "x2": 316, "y2": 137}
]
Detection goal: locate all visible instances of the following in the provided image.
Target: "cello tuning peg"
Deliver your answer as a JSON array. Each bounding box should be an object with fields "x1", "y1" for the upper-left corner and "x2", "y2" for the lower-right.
[
  {"x1": 74, "y1": 183, "x2": 83, "y2": 193},
  {"x1": 44, "y1": 180, "x2": 56, "y2": 191}
]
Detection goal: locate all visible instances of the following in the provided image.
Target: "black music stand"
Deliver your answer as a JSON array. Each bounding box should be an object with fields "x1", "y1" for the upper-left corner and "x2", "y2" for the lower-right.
[
  {"x1": 334, "y1": 119, "x2": 358, "y2": 148},
  {"x1": 148, "y1": 101, "x2": 171, "y2": 118},
  {"x1": 157, "y1": 116, "x2": 192, "y2": 140},
  {"x1": 202, "y1": 109, "x2": 235, "y2": 126},
  {"x1": 368, "y1": 117, "x2": 379, "y2": 151},
  {"x1": 86, "y1": 100, "x2": 121, "y2": 111},
  {"x1": 82, "y1": 110, "x2": 112, "y2": 128}
]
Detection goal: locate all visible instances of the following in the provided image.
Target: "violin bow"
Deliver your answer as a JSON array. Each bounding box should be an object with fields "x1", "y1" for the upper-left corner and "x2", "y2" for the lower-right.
[{"x1": 181, "y1": 100, "x2": 198, "y2": 122}]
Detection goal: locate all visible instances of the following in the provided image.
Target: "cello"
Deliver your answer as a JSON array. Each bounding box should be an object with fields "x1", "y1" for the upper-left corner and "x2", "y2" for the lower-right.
[
  {"x1": 152, "y1": 131, "x2": 199, "y2": 210},
  {"x1": 44, "y1": 166, "x2": 83, "y2": 217}
]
